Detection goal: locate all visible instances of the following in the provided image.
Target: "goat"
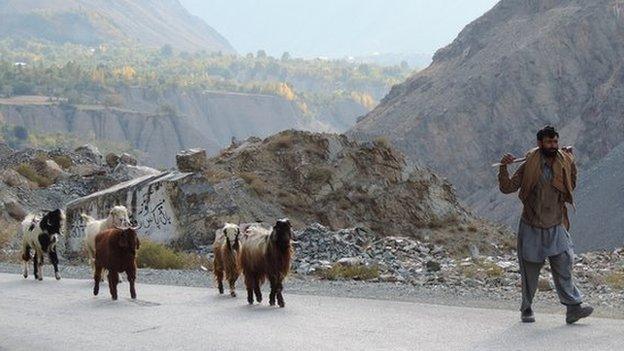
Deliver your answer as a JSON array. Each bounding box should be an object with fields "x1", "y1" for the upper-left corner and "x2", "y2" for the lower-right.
[
  {"x1": 213, "y1": 223, "x2": 241, "y2": 297},
  {"x1": 82, "y1": 206, "x2": 130, "y2": 272},
  {"x1": 20, "y1": 209, "x2": 65, "y2": 281},
  {"x1": 93, "y1": 227, "x2": 140, "y2": 300},
  {"x1": 239, "y1": 219, "x2": 293, "y2": 307}
]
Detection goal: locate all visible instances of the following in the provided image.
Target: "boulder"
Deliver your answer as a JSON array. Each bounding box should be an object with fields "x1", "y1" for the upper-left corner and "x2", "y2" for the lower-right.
[
  {"x1": 176, "y1": 149, "x2": 208, "y2": 172},
  {"x1": 105, "y1": 153, "x2": 121, "y2": 167},
  {"x1": 30, "y1": 158, "x2": 68, "y2": 181},
  {"x1": 0, "y1": 169, "x2": 37, "y2": 189},
  {"x1": 119, "y1": 153, "x2": 138, "y2": 166},
  {"x1": 74, "y1": 144, "x2": 103, "y2": 164},
  {"x1": 426, "y1": 260, "x2": 441, "y2": 272},
  {"x1": 538, "y1": 277, "x2": 554, "y2": 292},
  {"x1": 336, "y1": 257, "x2": 363, "y2": 266},
  {"x1": 4, "y1": 200, "x2": 26, "y2": 221}
]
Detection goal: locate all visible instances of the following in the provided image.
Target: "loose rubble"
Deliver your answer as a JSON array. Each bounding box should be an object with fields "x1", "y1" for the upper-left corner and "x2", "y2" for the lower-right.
[{"x1": 289, "y1": 223, "x2": 624, "y2": 303}]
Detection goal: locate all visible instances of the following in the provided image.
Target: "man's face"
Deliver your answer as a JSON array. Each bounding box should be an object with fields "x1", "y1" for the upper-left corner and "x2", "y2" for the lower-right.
[{"x1": 538, "y1": 136, "x2": 559, "y2": 157}]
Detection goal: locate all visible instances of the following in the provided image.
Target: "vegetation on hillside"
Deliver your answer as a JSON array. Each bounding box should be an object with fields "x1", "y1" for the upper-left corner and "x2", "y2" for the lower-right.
[{"x1": 0, "y1": 39, "x2": 414, "y2": 120}]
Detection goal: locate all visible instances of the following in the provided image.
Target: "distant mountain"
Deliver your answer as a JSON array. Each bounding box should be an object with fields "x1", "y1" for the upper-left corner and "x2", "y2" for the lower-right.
[
  {"x1": 350, "y1": 0, "x2": 624, "y2": 197},
  {"x1": 0, "y1": 0, "x2": 234, "y2": 53}
]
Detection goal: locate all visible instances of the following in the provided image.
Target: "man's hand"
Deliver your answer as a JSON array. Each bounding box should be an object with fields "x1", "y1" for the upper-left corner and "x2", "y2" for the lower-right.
[{"x1": 500, "y1": 153, "x2": 516, "y2": 166}]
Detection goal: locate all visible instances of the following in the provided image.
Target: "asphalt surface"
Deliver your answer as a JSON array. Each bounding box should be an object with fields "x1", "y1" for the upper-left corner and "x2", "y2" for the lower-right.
[{"x1": 0, "y1": 273, "x2": 622, "y2": 351}]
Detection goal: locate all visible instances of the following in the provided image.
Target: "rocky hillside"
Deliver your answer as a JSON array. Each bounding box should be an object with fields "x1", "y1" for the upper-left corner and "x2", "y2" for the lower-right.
[
  {"x1": 570, "y1": 142, "x2": 624, "y2": 252},
  {"x1": 201, "y1": 130, "x2": 513, "y2": 256},
  {"x1": 0, "y1": 0, "x2": 234, "y2": 53},
  {"x1": 350, "y1": 0, "x2": 624, "y2": 197},
  {"x1": 0, "y1": 142, "x2": 158, "y2": 221}
]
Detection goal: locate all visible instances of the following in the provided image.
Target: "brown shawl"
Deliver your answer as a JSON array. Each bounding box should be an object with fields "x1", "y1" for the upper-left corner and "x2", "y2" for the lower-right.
[{"x1": 519, "y1": 147, "x2": 575, "y2": 230}]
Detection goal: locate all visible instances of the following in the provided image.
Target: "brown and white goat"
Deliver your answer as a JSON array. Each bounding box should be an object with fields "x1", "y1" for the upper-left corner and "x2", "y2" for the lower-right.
[
  {"x1": 239, "y1": 219, "x2": 293, "y2": 307},
  {"x1": 93, "y1": 227, "x2": 140, "y2": 300},
  {"x1": 213, "y1": 223, "x2": 241, "y2": 297}
]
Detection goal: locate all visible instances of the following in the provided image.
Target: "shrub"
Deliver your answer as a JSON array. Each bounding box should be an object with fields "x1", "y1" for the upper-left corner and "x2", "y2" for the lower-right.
[
  {"x1": 0, "y1": 219, "x2": 17, "y2": 250},
  {"x1": 0, "y1": 220, "x2": 19, "y2": 262},
  {"x1": 459, "y1": 259, "x2": 504, "y2": 279},
  {"x1": 306, "y1": 166, "x2": 332, "y2": 185},
  {"x1": 15, "y1": 163, "x2": 53, "y2": 188},
  {"x1": 240, "y1": 172, "x2": 269, "y2": 195},
  {"x1": 268, "y1": 133, "x2": 294, "y2": 151},
  {"x1": 317, "y1": 264, "x2": 380, "y2": 281},
  {"x1": 605, "y1": 271, "x2": 624, "y2": 291},
  {"x1": 373, "y1": 136, "x2": 391, "y2": 149},
  {"x1": 52, "y1": 155, "x2": 73, "y2": 169},
  {"x1": 136, "y1": 239, "x2": 211, "y2": 270},
  {"x1": 137, "y1": 239, "x2": 185, "y2": 269}
]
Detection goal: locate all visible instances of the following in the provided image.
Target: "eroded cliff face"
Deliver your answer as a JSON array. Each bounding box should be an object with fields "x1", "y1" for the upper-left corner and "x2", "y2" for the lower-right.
[
  {"x1": 350, "y1": 0, "x2": 624, "y2": 197},
  {"x1": 0, "y1": 88, "x2": 316, "y2": 167},
  {"x1": 0, "y1": 102, "x2": 211, "y2": 167}
]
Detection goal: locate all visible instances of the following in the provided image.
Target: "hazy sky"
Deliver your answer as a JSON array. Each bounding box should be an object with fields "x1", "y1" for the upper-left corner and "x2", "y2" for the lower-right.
[{"x1": 181, "y1": 0, "x2": 499, "y2": 58}]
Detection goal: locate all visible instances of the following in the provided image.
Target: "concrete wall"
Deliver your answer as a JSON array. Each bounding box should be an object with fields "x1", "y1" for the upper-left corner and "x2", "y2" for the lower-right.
[{"x1": 64, "y1": 172, "x2": 192, "y2": 256}]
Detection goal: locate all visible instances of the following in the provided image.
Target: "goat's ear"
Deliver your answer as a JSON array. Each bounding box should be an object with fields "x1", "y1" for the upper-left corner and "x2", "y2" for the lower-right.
[
  {"x1": 135, "y1": 237, "x2": 141, "y2": 250},
  {"x1": 270, "y1": 229, "x2": 277, "y2": 242}
]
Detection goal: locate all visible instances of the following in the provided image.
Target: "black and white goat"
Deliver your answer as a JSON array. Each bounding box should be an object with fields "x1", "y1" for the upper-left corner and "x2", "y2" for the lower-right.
[{"x1": 20, "y1": 209, "x2": 65, "y2": 281}]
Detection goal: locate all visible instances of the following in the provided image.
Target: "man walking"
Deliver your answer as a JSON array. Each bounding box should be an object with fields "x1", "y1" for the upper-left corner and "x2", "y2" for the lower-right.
[{"x1": 498, "y1": 125, "x2": 593, "y2": 324}]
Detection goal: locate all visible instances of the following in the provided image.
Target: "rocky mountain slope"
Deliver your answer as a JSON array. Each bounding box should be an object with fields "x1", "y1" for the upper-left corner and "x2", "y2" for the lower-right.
[
  {"x1": 0, "y1": 0, "x2": 234, "y2": 53},
  {"x1": 350, "y1": 0, "x2": 624, "y2": 198},
  {"x1": 570, "y1": 142, "x2": 624, "y2": 252}
]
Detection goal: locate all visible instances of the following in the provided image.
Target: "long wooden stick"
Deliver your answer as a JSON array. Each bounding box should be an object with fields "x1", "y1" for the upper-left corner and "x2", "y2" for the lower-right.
[
  {"x1": 491, "y1": 157, "x2": 526, "y2": 168},
  {"x1": 491, "y1": 146, "x2": 573, "y2": 167}
]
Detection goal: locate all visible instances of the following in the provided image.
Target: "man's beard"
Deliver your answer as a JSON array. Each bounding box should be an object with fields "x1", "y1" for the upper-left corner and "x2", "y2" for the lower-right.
[{"x1": 540, "y1": 147, "x2": 558, "y2": 157}]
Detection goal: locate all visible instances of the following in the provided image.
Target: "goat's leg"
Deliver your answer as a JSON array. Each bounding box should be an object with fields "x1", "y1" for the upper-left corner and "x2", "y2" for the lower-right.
[
  {"x1": 108, "y1": 271, "x2": 119, "y2": 300},
  {"x1": 253, "y1": 277, "x2": 262, "y2": 303},
  {"x1": 33, "y1": 252, "x2": 42, "y2": 281},
  {"x1": 268, "y1": 276, "x2": 277, "y2": 306},
  {"x1": 244, "y1": 274, "x2": 254, "y2": 304},
  {"x1": 215, "y1": 268, "x2": 224, "y2": 294},
  {"x1": 21, "y1": 245, "x2": 30, "y2": 278},
  {"x1": 127, "y1": 269, "x2": 137, "y2": 299},
  {"x1": 37, "y1": 253, "x2": 44, "y2": 281},
  {"x1": 276, "y1": 280, "x2": 285, "y2": 308},
  {"x1": 93, "y1": 265, "x2": 103, "y2": 296},
  {"x1": 49, "y1": 249, "x2": 61, "y2": 280},
  {"x1": 228, "y1": 273, "x2": 237, "y2": 297}
]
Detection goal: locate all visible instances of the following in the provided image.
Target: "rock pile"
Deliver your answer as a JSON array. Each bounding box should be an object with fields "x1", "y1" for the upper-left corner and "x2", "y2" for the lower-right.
[
  {"x1": 292, "y1": 223, "x2": 453, "y2": 283},
  {"x1": 290, "y1": 224, "x2": 624, "y2": 300}
]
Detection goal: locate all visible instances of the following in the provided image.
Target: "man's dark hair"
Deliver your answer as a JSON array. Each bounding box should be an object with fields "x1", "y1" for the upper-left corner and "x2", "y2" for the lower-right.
[{"x1": 536, "y1": 125, "x2": 559, "y2": 141}]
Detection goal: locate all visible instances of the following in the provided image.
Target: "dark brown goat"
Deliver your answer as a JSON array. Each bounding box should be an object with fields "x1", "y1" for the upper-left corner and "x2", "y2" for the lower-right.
[
  {"x1": 239, "y1": 219, "x2": 293, "y2": 307},
  {"x1": 93, "y1": 228, "x2": 140, "y2": 300}
]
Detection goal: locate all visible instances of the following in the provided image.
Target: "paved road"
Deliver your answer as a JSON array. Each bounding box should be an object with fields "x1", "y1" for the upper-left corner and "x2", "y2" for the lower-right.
[{"x1": 0, "y1": 273, "x2": 622, "y2": 351}]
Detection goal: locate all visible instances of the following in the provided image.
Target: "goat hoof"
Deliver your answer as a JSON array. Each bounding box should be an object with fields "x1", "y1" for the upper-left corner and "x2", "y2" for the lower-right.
[
  {"x1": 112, "y1": 296, "x2": 118, "y2": 301},
  {"x1": 278, "y1": 302, "x2": 285, "y2": 308},
  {"x1": 23, "y1": 274, "x2": 27, "y2": 279},
  {"x1": 55, "y1": 274, "x2": 61, "y2": 281},
  {"x1": 230, "y1": 291, "x2": 236, "y2": 297}
]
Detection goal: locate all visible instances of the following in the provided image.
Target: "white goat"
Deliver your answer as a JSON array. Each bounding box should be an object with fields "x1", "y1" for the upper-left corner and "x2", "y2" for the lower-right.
[{"x1": 81, "y1": 206, "x2": 131, "y2": 272}]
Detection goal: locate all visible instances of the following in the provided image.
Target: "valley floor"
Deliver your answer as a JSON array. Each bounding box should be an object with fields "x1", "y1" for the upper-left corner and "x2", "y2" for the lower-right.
[{"x1": 1, "y1": 262, "x2": 623, "y2": 320}]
